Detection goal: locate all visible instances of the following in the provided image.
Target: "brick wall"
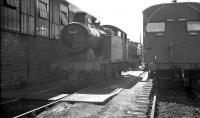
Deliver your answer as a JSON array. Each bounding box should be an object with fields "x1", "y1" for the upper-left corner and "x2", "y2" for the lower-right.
[
  {"x1": 1, "y1": 31, "x2": 69, "y2": 90},
  {"x1": 1, "y1": 31, "x2": 28, "y2": 90}
]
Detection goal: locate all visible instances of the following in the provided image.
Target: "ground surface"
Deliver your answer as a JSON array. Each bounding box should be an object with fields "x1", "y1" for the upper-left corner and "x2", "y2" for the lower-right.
[
  {"x1": 157, "y1": 80, "x2": 200, "y2": 118},
  {"x1": 36, "y1": 71, "x2": 153, "y2": 118}
]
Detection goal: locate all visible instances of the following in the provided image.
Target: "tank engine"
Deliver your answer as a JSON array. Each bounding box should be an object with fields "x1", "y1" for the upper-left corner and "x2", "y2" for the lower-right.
[
  {"x1": 58, "y1": 12, "x2": 128, "y2": 86},
  {"x1": 128, "y1": 41, "x2": 142, "y2": 69}
]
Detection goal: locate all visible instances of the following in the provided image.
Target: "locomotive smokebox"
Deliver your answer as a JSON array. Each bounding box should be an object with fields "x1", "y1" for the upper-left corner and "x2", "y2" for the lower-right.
[
  {"x1": 60, "y1": 23, "x2": 89, "y2": 53},
  {"x1": 60, "y1": 22, "x2": 103, "y2": 53}
]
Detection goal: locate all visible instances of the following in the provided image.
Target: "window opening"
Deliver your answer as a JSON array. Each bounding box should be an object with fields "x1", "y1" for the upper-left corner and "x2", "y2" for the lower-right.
[
  {"x1": 187, "y1": 21, "x2": 200, "y2": 31},
  {"x1": 60, "y1": 4, "x2": 68, "y2": 25},
  {"x1": 146, "y1": 22, "x2": 165, "y2": 32}
]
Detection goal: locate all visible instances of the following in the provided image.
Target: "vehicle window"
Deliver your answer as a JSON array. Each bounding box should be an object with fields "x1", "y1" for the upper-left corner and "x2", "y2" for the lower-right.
[
  {"x1": 88, "y1": 18, "x2": 92, "y2": 24},
  {"x1": 187, "y1": 21, "x2": 200, "y2": 31},
  {"x1": 146, "y1": 22, "x2": 165, "y2": 32}
]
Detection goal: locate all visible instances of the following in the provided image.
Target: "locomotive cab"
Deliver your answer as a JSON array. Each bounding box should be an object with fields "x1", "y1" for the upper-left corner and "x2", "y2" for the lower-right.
[{"x1": 74, "y1": 11, "x2": 97, "y2": 27}]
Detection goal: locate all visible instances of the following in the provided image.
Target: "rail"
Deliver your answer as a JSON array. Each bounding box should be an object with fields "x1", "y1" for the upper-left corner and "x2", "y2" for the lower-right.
[
  {"x1": 13, "y1": 86, "x2": 91, "y2": 118},
  {"x1": 192, "y1": 88, "x2": 200, "y2": 99},
  {"x1": 0, "y1": 98, "x2": 20, "y2": 105},
  {"x1": 13, "y1": 98, "x2": 63, "y2": 118},
  {"x1": 150, "y1": 90, "x2": 157, "y2": 118}
]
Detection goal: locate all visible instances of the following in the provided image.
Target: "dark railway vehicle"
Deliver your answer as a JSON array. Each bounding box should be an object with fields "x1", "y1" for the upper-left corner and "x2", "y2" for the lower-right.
[
  {"x1": 143, "y1": 2, "x2": 200, "y2": 89},
  {"x1": 128, "y1": 41, "x2": 142, "y2": 69},
  {"x1": 0, "y1": 0, "x2": 82, "y2": 90},
  {"x1": 56, "y1": 12, "x2": 128, "y2": 86}
]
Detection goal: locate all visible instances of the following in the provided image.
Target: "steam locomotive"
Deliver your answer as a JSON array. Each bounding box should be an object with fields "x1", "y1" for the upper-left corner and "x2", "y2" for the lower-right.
[
  {"x1": 128, "y1": 41, "x2": 142, "y2": 69},
  {"x1": 56, "y1": 11, "x2": 128, "y2": 86}
]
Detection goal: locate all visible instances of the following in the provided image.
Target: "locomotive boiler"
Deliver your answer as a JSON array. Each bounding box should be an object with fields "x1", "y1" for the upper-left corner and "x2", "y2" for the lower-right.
[{"x1": 57, "y1": 12, "x2": 128, "y2": 86}]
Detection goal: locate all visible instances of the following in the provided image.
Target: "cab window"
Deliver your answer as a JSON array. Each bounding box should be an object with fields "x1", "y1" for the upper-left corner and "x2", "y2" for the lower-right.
[
  {"x1": 187, "y1": 21, "x2": 200, "y2": 31},
  {"x1": 118, "y1": 31, "x2": 121, "y2": 37},
  {"x1": 87, "y1": 18, "x2": 92, "y2": 27},
  {"x1": 146, "y1": 22, "x2": 165, "y2": 32},
  {"x1": 88, "y1": 18, "x2": 92, "y2": 24}
]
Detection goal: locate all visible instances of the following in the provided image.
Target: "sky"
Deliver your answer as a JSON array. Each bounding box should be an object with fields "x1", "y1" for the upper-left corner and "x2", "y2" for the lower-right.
[{"x1": 67, "y1": 0, "x2": 200, "y2": 43}]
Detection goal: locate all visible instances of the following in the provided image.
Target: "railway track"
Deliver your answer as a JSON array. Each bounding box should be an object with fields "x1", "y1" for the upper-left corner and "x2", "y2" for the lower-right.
[
  {"x1": 1, "y1": 98, "x2": 50, "y2": 118},
  {"x1": 133, "y1": 81, "x2": 157, "y2": 118},
  {"x1": 149, "y1": 90, "x2": 157, "y2": 118},
  {"x1": 192, "y1": 83, "x2": 200, "y2": 99},
  {"x1": 13, "y1": 97, "x2": 67, "y2": 118},
  {"x1": 64, "y1": 80, "x2": 156, "y2": 118},
  {"x1": 124, "y1": 81, "x2": 157, "y2": 118},
  {"x1": 193, "y1": 89, "x2": 200, "y2": 99},
  {"x1": 156, "y1": 77, "x2": 200, "y2": 118},
  {"x1": 1, "y1": 86, "x2": 91, "y2": 118},
  {"x1": 11, "y1": 72, "x2": 146, "y2": 118},
  {"x1": 2, "y1": 71, "x2": 159, "y2": 118},
  {"x1": 32, "y1": 81, "x2": 157, "y2": 118},
  {"x1": 145, "y1": 78, "x2": 200, "y2": 118}
]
